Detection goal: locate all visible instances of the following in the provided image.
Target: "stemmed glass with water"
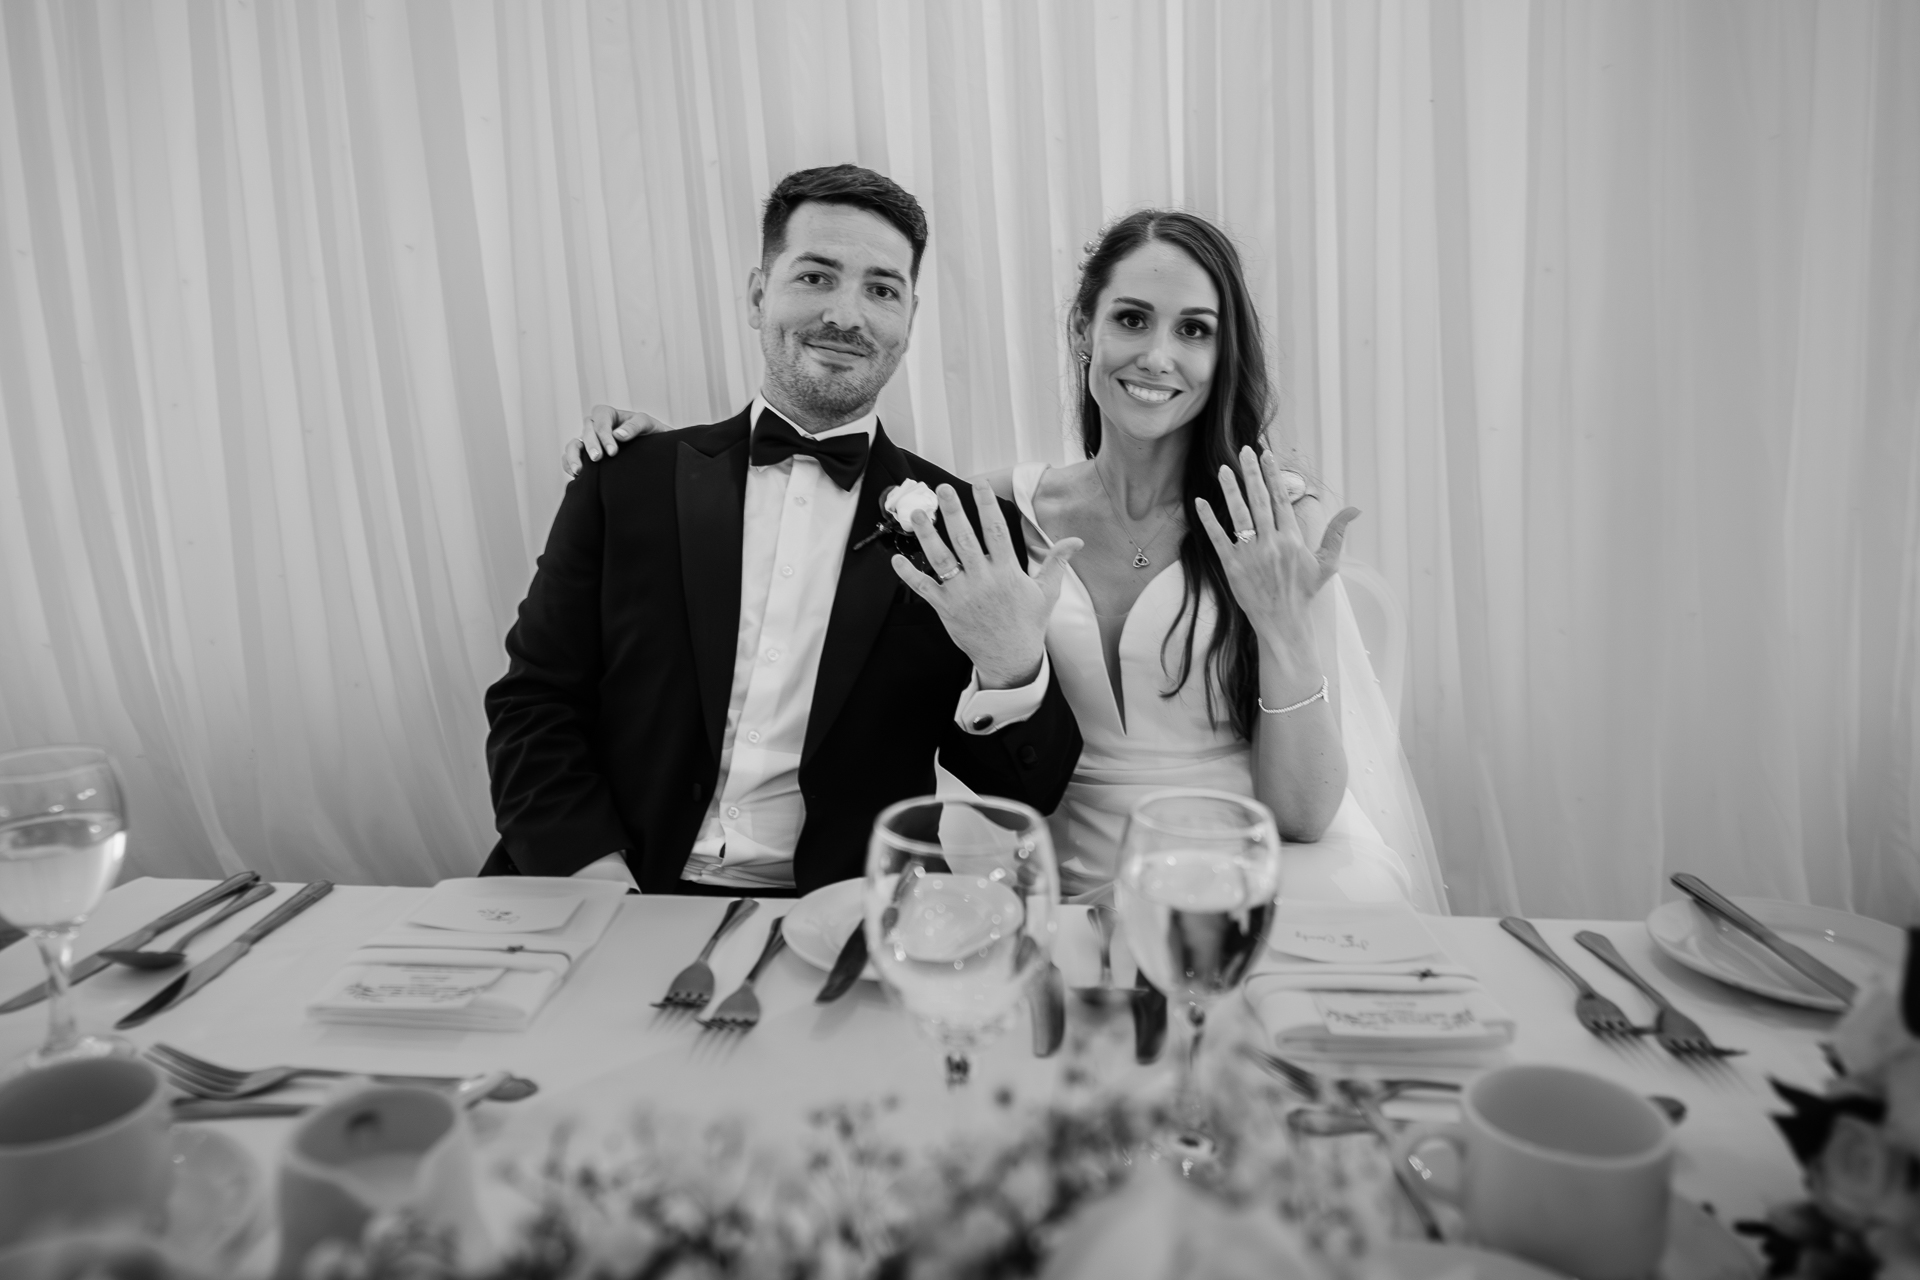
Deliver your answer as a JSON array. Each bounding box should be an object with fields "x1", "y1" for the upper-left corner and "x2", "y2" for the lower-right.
[
  {"x1": 865, "y1": 795, "x2": 1058, "y2": 1088},
  {"x1": 0, "y1": 746, "x2": 131, "y2": 1068},
  {"x1": 1116, "y1": 789, "x2": 1281, "y2": 1159}
]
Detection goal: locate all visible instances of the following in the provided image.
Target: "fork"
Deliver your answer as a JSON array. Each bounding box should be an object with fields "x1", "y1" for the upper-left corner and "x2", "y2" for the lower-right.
[
  {"x1": 147, "y1": 1043, "x2": 537, "y2": 1101},
  {"x1": 656, "y1": 898, "x2": 759, "y2": 1013},
  {"x1": 700, "y1": 917, "x2": 787, "y2": 1032},
  {"x1": 1574, "y1": 931, "x2": 1744, "y2": 1060},
  {"x1": 1500, "y1": 917, "x2": 1645, "y2": 1041}
]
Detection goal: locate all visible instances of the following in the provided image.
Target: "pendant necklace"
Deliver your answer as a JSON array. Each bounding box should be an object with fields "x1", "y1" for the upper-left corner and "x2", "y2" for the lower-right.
[{"x1": 1094, "y1": 464, "x2": 1179, "y2": 570}]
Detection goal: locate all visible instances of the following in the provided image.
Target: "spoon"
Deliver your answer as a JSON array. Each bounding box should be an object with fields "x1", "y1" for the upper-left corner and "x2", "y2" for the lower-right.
[{"x1": 99, "y1": 882, "x2": 276, "y2": 969}]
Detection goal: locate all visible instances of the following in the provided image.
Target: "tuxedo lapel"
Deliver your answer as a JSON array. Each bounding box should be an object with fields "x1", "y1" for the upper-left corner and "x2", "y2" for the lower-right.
[
  {"x1": 676, "y1": 412, "x2": 752, "y2": 763},
  {"x1": 802, "y1": 426, "x2": 909, "y2": 767}
]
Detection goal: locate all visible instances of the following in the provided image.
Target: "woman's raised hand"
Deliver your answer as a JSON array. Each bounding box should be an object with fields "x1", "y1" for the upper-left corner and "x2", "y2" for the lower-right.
[
  {"x1": 562, "y1": 405, "x2": 674, "y2": 476},
  {"x1": 1192, "y1": 447, "x2": 1359, "y2": 649}
]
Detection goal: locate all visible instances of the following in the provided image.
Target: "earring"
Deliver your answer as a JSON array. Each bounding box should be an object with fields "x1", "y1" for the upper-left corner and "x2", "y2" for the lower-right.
[{"x1": 1077, "y1": 351, "x2": 1091, "y2": 365}]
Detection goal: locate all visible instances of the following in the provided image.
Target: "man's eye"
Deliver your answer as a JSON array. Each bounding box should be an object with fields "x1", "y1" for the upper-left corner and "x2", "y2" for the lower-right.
[
  {"x1": 870, "y1": 285, "x2": 898, "y2": 300},
  {"x1": 799, "y1": 272, "x2": 830, "y2": 286}
]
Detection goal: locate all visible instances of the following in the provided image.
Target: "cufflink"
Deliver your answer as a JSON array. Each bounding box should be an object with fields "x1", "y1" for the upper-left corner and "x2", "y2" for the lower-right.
[{"x1": 971, "y1": 715, "x2": 995, "y2": 732}]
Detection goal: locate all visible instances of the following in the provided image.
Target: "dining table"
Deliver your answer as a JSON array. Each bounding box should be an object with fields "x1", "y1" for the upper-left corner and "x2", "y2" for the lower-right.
[{"x1": 0, "y1": 875, "x2": 1853, "y2": 1276}]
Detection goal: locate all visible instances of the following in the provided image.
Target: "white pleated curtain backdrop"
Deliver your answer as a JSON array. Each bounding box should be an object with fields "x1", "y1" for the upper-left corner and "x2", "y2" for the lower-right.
[{"x1": 1, "y1": 1, "x2": 1914, "y2": 921}]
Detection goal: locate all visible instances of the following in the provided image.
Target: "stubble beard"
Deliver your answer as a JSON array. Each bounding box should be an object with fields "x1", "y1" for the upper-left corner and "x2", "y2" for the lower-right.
[{"x1": 762, "y1": 328, "x2": 899, "y2": 424}]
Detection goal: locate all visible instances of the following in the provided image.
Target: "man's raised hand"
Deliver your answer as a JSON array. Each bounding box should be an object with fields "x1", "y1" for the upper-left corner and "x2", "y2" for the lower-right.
[
  {"x1": 562, "y1": 405, "x2": 672, "y2": 477},
  {"x1": 891, "y1": 482, "x2": 1082, "y2": 690}
]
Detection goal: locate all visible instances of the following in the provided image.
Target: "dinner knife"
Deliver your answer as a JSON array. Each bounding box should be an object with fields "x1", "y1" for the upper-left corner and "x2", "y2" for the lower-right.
[
  {"x1": 1670, "y1": 873, "x2": 1857, "y2": 1005},
  {"x1": 116, "y1": 881, "x2": 334, "y2": 1029},
  {"x1": 0, "y1": 872, "x2": 262, "y2": 1014},
  {"x1": 815, "y1": 921, "x2": 869, "y2": 1004}
]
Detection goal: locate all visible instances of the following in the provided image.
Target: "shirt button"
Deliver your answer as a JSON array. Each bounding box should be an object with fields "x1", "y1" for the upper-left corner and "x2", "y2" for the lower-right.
[
  {"x1": 726, "y1": 805, "x2": 741, "y2": 819},
  {"x1": 1018, "y1": 745, "x2": 1039, "y2": 766},
  {"x1": 971, "y1": 715, "x2": 994, "y2": 732},
  {"x1": 746, "y1": 730, "x2": 761, "y2": 744},
  {"x1": 780, "y1": 565, "x2": 794, "y2": 577},
  {"x1": 766, "y1": 648, "x2": 781, "y2": 663},
  {"x1": 794, "y1": 496, "x2": 808, "y2": 507}
]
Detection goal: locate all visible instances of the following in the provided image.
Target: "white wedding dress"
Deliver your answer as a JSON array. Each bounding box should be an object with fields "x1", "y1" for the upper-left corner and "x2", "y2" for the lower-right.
[{"x1": 1005, "y1": 464, "x2": 1447, "y2": 912}]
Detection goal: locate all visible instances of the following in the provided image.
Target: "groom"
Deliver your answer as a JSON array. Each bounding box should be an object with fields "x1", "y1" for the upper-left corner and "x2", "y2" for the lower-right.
[{"x1": 483, "y1": 165, "x2": 1081, "y2": 894}]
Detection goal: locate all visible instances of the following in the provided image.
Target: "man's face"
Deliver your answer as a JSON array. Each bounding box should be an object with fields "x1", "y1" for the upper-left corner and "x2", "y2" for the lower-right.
[{"x1": 748, "y1": 202, "x2": 918, "y2": 428}]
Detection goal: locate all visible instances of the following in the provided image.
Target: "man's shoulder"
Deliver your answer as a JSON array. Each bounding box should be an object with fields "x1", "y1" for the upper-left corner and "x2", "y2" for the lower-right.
[{"x1": 617, "y1": 407, "x2": 753, "y2": 461}]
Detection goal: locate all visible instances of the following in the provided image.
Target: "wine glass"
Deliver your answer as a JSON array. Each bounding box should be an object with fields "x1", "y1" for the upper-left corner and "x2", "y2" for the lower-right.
[
  {"x1": 865, "y1": 795, "x2": 1058, "y2": 1088},
  {"x1": 0, "y1": 746, "x2": 131, "y2": 1068},
  {"x1": 1116, "y1": 789, "x2": 1281, "y2": 1162}
]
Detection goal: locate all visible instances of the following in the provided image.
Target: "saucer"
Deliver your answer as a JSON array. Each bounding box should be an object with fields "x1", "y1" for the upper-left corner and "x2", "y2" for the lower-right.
[
  {"x1": 164, "y1": 1125, "x2": 267, "y2": 1268},
  {"x1": 783, "y1": 880, "x2": 876, "y2": 980},
  {"x1": 1647, "y1": 897, "x2": 1903, "y2": 1011},
  {"x1": 1376, "y1": 1196, "x2": 1756, "y2": 1280}
]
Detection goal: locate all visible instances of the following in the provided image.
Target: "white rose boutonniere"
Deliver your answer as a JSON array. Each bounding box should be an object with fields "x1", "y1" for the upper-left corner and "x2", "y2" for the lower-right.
[
  {"x1": 883, "y1": 479, "x2": 941, "y2": 526},
  {"x1": 852, "y1": 479, "x2": 943, "y2": 576}
]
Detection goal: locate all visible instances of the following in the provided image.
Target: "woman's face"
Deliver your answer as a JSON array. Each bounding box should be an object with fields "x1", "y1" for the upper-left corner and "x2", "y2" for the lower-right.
[{"x1": 1080, "y1": 240, "x2": 1220, "y2": 447}]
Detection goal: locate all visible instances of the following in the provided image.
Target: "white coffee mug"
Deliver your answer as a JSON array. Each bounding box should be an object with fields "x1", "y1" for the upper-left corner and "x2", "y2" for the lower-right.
[
  {"x1": 276, "y1": 1083, "x2": 486, "y2": 1279},
  {"x1": 0, "y1": 1056, "x2": 173, "y2": 1249},
  {"x1": 1394, "y1": 1063, "x2": 1674, "y2": 1280}
]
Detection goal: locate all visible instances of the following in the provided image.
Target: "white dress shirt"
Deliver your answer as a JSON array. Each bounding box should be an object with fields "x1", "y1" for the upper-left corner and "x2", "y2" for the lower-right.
[{"x1": 574, "y1": 398, "x2": 1048, "y2": 892}]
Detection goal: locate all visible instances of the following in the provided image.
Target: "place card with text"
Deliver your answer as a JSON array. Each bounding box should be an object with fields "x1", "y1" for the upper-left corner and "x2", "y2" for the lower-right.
[{"x1": 1312, "y1": 992, "x2": 1489, "y2": 1040}]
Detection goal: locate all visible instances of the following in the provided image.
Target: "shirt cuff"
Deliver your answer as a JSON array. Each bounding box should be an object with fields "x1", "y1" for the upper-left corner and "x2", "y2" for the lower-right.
[
  {"x1": 953, "y1": 653, "x2": 1050, "y2": 734},
  {"x1": 574, "y1": 851, "x2": 639, "y2": 890}
]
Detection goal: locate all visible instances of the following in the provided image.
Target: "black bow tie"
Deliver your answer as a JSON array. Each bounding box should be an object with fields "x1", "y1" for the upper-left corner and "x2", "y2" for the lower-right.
[{"x1": 748, "y1": 410, "x2": 870, "y2": 491}]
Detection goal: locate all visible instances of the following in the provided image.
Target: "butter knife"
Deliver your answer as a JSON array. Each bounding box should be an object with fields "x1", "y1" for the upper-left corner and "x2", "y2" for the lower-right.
[
  {"x1": 0, "y1": 872, "x2": 262, "y2": 1014},
  {"x1": 815, "y1": 921, "x2": 869, "y2": 1004},
  {"x1": 1671, "y1": 873, "x2": 1857, "y2": 1004},
  {"x1": 117, "y1": 881, "x2": 334, "y2": 1029}
]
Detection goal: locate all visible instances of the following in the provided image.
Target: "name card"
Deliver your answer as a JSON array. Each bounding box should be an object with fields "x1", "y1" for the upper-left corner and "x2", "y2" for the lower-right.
[
  {"x1": 1267, "y1": 902, "x2": 1440, "y2": 965},
  {"x1": 1313, "y1": 993, "x2": 1487, "y2": 1039},
  {"x1": 409, "y1": 894, "x2": 582, "y2": 935}
]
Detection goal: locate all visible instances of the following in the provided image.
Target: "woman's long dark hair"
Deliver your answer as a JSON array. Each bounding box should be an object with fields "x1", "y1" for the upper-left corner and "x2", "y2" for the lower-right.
[{"x1": 1073, "y1": 210, "x2": 1272, "y2": 741}]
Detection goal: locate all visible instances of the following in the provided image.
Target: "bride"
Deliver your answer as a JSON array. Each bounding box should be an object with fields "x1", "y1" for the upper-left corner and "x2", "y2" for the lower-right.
[{"x1": 569, "y1": 210, "x2": 1445, "y2": 912}]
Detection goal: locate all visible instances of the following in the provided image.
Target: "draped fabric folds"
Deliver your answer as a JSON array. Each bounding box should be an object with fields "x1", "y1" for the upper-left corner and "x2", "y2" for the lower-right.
[{"x1": 1, "y1": 1, "x2": 1914, "y2": 919}]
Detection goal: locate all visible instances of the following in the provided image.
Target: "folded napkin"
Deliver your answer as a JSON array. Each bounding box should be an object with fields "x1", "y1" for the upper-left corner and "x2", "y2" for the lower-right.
[
  {"x1": 308, "y1": 878, "x2": 624, "y2": 1031},
  {"x1": 1243, "y1": 901, "x2": 1515, "y2": 1062}
]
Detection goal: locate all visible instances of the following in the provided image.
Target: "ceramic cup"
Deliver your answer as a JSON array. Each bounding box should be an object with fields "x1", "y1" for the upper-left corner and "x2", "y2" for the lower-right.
[
  {"x1": 276, "y1": 1083, "x2": 486, "y2": 1279},
  {"x1": 0, "y1": 1055, "x2": 173, "y2": 1249},
  {"x1": 1394, "y1": 1063, "x2": 1675, "y2": 1280}
]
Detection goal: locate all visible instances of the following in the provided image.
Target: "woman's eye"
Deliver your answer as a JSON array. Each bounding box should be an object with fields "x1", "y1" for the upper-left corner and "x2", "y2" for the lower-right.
[
  {"x1": 1179, "y1": 322, "x2": 1213, "y2": 340},
  {"x1": 1114, "y1": 311, "x2": 1147, "y2": 330}
]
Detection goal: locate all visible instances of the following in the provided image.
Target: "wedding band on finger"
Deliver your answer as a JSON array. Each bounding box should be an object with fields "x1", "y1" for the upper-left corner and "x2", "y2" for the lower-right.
[
  {"x1": 935, "y1": 566, "x2": 962, "y2": 583},
  {"x1": 1235, "y1": 530, "x2": 1256, "y2": 545}
]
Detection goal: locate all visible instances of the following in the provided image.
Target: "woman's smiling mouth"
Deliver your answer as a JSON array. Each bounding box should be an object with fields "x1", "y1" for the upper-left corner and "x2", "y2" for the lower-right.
[{"x1": 1120, "y1": 380, "x2": 1179, "y2": 405}]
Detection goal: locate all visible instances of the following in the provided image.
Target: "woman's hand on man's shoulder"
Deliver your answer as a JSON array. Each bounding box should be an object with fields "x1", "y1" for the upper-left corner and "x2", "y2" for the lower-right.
[{"x1": 563, "y1": 405, "x2": 673, "y2": 477}]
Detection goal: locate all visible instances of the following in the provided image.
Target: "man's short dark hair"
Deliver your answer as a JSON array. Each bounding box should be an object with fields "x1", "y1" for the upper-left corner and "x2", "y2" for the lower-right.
[{"x1": 760, "y1": 165, "x2": 929, "y2": 280}]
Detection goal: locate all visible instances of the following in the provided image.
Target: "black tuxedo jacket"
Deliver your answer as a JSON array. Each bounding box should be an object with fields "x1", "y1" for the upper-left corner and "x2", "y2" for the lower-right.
[{"x1": 482, "y1": 408, "x2": 1081, "y2": 893}]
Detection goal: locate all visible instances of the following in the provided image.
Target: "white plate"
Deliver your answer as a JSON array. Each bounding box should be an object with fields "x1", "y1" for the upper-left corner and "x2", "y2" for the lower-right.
[
  {"x1": 1646, "y1": 896, "x2": 1905, "y2": 1011},
  {"x1": 783, "y1": 879, "x2": 875, "y2": 980},
  {"x1": 165, "y1": 1125, "x2": 267, "y2": 1269},
  {"x1": 1377, "y1": 1197, "x2": 1755, "y2": 1280}
]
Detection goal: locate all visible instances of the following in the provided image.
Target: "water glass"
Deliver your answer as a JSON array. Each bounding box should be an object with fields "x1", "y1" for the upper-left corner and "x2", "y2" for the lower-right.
[
  {"x1": 865, "y1": 795, "x2": 1058, "y2": 1087},
  {"x1": 1116, "y1": 789, "x2": 1281, "y2": 1159},
  {"x1": 0, "y1": 746, "x2": 130, "y2": 1067}
]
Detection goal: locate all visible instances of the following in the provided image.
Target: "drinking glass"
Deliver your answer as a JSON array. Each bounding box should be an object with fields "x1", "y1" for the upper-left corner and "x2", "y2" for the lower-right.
[
  {"x1": 1116, "y1": 789, "x2": 1281, "y2": 1160},
  {"x1": 0, "y1": 747, "x2": 130, "y2": 1067},
  {"x1": 865, "y1": 795, "x2": 1058, "y2": 1088}
]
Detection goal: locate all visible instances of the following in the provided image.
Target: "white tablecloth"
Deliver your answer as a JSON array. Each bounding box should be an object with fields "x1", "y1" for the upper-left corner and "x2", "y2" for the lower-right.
[{"x1": 0, "y1": 878, "x2": 1847, "y2": 1258}]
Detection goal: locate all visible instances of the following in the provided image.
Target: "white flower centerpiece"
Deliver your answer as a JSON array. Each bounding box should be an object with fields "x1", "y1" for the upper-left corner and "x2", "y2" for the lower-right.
[
  {"x1": 298, "y1": 1053, "x2": 1398, "y2": 1280},
  {"x1": 1743, "y1": 928, "x2": 1920, "y2": 1280}
]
